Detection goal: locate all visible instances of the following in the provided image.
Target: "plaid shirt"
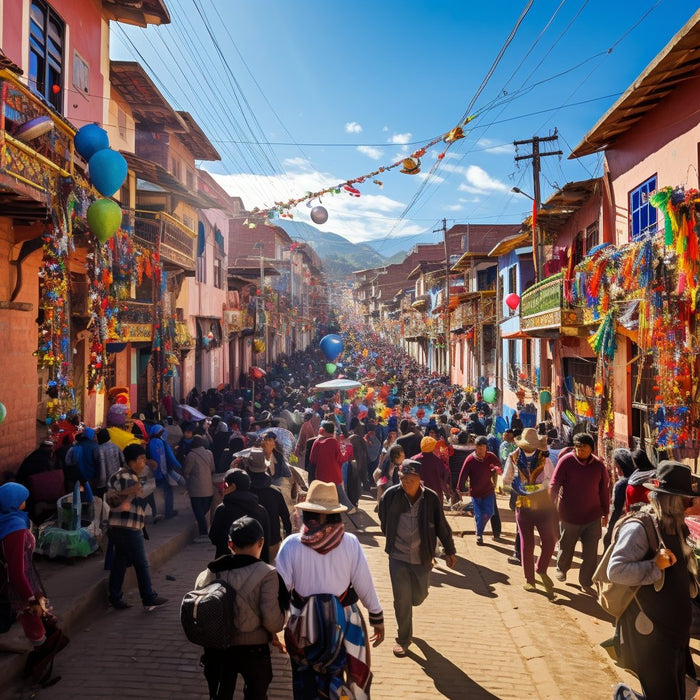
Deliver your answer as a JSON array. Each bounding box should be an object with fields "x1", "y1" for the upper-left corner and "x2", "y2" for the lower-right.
[{"x1": 107, "y1": 468, "x2": 147, "y2": 531}]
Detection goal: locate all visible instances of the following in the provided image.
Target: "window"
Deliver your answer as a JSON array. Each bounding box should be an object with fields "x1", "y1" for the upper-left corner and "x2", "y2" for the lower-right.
[
  {"x1": 186, "y1": 169, "x2": 195, "y2": 190},
  {"x1": 629, "y1": 176, "x2": 657, "y2": 240},
  {"x1": 214, "y1": 258, "x2": 224, "y2": 290},
  {"x1": 508, "y1": 265, "x2": 517, "y2": 295},
  {"x1": 585, "y1": 221, "x2": 599, "y2": 252},
  {"x1": 171, "y1": 157, "x2": 181, "y2": 180},
  {"x1": 117, "y1": 106, "x2": 127, "y2": 140},
  {"x1": 571, "y1": 231, "x2": 585, "y2": 267},
  {"x1": 196, "y1": 221, "x2": 206, "y2": 283},
  {"x1": 29, "y1": 1, "x2": 64, "y2": 112}
]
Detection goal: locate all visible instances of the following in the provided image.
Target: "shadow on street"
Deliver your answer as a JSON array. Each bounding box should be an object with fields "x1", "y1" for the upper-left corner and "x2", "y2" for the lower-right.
[{"x1": 407, "y1": 638, "x2": 501, "y2": 699}]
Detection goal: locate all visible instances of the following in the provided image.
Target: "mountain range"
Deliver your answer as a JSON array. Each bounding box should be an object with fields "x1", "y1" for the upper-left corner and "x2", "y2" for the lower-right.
[{"x1": 276, "y1": 220, "x2": 433, "y2": 281}]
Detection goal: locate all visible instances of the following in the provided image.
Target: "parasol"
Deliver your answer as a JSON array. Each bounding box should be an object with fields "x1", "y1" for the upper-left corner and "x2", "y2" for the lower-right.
[
  {"x1": 314, "y1": 378, "x2": 362, "y2": 390},
  {"x1": 176, "y1": 404, "x2": 207, "y2": 422},
  {"x1": 257, "y1": 426, "x2": 295, "y2": 459}
]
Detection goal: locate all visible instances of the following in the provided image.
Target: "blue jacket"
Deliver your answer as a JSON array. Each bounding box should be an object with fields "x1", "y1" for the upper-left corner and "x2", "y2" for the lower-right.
[{"x1": 147, "y1": 436, "x2": 181, "y2": 480}]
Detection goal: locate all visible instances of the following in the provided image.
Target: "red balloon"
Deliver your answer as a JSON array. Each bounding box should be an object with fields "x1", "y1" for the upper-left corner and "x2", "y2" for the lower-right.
[{"x1": 505, "y1": 293, "x2": 521, "y2": 310}]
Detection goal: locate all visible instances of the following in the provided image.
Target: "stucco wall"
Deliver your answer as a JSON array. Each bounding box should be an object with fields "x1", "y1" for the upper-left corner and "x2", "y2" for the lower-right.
[{"x1": 0, "y1": 220, "x2": 42, "y2": 472}]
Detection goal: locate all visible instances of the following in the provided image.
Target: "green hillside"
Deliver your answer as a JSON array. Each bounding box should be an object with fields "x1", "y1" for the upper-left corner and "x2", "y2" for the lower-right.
[{"x1": 276, "y1": 220, "x2": 386, "y2": 281}]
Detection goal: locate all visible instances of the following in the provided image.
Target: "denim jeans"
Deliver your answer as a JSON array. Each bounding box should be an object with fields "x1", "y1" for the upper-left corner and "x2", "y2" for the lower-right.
[
  {"x1": 190, "y1": 496, "x2": 213, "y2": 536},
  {"x1": 389, "y1": 557, "x2": 430, "y2": 648},
  {"x1": 335, "y1": 483, "x2": 355, "y2": 510},
  {"x1": 108, "y1": 526, "x2": 157, "y2": 605},
  {"x1": 159, "y1": 479, "x2": 175, "y2": 518},
  {"x1": 472, "y1": 493, "x2": 496, "y2": 536}
]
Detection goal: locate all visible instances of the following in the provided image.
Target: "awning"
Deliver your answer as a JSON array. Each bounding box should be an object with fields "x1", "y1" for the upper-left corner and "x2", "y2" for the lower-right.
[{"x1": 501, "y1": 329, "x2": 532, "y2": 340}]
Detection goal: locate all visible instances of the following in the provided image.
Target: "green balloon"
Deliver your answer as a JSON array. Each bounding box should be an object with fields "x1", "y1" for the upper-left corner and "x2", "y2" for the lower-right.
[
  {"x1": 483, "y1": 386, "x2": 497, "y2": 403},
  {"x1": 539, "y1": 390, "x2": 552, "y2": 405},
  {"x1": 87, "y1": 198, "x2": 122, "y2": 243},
  {"x1": 326, "y1": 363, "x2": 337, "y2": 374},
  {"x1": 0, "y1": 401, "x2": 6, "y2": 424}
]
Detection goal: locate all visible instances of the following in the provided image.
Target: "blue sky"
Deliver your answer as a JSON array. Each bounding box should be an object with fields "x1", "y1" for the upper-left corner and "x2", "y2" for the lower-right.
[{"x1": 111, "y1": 1, "x2": 698, "y2": 254}]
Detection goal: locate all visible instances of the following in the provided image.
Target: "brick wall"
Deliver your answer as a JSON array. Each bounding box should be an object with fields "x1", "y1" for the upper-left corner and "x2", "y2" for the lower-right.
[{"x1": 0, "y1": 221, "x2": 42, "y2": 474}]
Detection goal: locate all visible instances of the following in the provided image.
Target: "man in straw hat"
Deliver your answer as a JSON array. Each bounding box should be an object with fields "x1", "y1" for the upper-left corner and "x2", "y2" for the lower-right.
[
  {"x1": 503, "y1": 428, "x2": 557, "y2": 597},
  {"x1": 549, "y1": 432, "x2": 609, "y2": 595},
  {"x1": 608, "y1": 461, "x2": 699, "y2": 700},
  {"x1": 276, "y1": 480, "x2": 384, "y2": 698},
  {"x1": 379, "y1": 459, "x2": 457, "y2": 657}
]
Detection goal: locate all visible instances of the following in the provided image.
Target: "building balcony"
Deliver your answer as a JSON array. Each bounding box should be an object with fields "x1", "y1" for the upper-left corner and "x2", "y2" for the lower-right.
[
  {"x1": 411, "y1": 294, "x2": 429, "y2": 311},
  {"x1": 0, "y1": 70, "x2": 76, "y2": 224},
  {"x1": 520, "y1": 273, "x2": 583, "y2": 337},
  {"x1": 128, "y1": 209, "x2": 196, "y2": 272},
  {"x1": 451, "y1": 290, "x2": 496, "y2": 328}
]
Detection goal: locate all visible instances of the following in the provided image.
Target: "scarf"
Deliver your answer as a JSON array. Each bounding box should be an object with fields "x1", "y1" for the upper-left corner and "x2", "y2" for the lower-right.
[
  {"x1": 0, "y1": 482, "x2": 30, "y2": 541},
  {"x1": 300, "y1": 520, "x2": 345, "y2": 555}
]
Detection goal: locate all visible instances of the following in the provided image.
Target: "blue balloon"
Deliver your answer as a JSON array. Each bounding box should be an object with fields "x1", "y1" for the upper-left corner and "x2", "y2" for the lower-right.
[
  {"x1": 88, "y1": 148, "x2": 128, "y2": 197},
  {"x1": 320, "y1": 334, "x2": 343, "y2": 361},
  {"x1": 74, "y1": 123, "x2": 109, "y2": 161}
]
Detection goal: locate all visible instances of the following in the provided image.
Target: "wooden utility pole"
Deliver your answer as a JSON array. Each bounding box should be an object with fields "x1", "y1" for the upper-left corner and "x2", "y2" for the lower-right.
[
  {"x1": 514, "y1": 131, "x2": 562, "y2": 281},
  {"x1": 436, "y1": 218, "x2": 449, "y2": 376}
]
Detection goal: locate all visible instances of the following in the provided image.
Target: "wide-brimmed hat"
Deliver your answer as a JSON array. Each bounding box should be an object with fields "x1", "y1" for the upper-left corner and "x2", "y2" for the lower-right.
[
  {"x1": 644, "y1": 460, "x2": 699, "y2": 498},
  {"x1": 296, "y1": 480, "x2": 348, "y2": 514},
  {"x1": 514, "y1": 427, "x2": 547, "y2": 452}
]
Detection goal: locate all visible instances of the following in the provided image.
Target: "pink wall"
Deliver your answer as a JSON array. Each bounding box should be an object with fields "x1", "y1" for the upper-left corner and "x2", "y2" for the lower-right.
[
  {"x1": 4, "y1": 1, "x2": 105, "y2": 127},
  {"x1": 605, "y1": 74, "x2": 700, "y2": 245}
]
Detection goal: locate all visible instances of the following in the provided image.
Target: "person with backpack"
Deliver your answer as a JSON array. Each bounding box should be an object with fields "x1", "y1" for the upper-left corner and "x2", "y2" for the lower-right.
[
  {"x1": 607, "y1": 461, "x2": 699, "y2": 700},
  {"x1": 191, "y1": 516, "x2": 287, "y2": 700},
  {"x1": 276, "y1": 480, "x2": 384, "y2": 699}
]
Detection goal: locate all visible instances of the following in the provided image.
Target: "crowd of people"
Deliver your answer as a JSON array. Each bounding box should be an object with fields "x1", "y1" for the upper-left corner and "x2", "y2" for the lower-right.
[{"x1": 1, "y1": 326, "x2": 699, "y2": 699}]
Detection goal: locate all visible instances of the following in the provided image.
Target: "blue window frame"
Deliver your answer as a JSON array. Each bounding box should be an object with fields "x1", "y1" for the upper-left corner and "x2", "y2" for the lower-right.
[
  {"x1": 28, "y1": 1, "x2": 64, "y2": 112},
  {"x1": 629, "y1": 176, "x2": 657, "y2": 240}
]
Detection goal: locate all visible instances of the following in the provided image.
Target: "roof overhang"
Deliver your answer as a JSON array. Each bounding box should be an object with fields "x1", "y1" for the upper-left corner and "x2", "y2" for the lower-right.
[
  {"x1": 570, "y1": 10, "x2": 700, "y2": 158},
  {"x1": 102, "y1": 0, "x2": 170, "y2": 27},
  {"x1": 489, "y1": 232, "x2": 532, "y2": 257},
  {"x1": 110, "y1": 61, "x2": 186, "y2": 130},
  {"x1": 176, "y1": 111, "x2": 221, "y2": 161},
  {"x1": 123, "y1": 151, "x2": 220, "y2": 208}
]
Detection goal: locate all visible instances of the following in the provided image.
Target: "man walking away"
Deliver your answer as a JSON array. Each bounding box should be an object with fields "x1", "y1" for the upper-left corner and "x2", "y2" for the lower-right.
[
  {"x1": 549, "y1": 432, "x2": 609, "y2": 594},
  {"x1": 194, "y1": 516, "x2": 287, "y2": 700},
  {"x1": 379, "y1": 459, "x2": 457, "y2": 657}
]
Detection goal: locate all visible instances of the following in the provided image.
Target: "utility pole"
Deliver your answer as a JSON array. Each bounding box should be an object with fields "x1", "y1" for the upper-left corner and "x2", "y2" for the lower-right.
[
  {"x1": 436, "y1": 218, "x2": 449, "y2": 376},
  {"x1": 514, "y1": 131, "x2": 562, "y2": 282}
]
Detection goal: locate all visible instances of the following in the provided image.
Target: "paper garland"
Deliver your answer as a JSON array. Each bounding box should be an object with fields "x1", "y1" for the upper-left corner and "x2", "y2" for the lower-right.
[{"x1": 248, "y1": 117, "x2": 473, "y2": 221}]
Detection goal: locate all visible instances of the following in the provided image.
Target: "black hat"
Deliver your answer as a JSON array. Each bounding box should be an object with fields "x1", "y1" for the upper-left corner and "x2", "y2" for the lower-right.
[
  {"x1": 631, "y1": 448, "x2": 655, "y2": 474},
  {"x1": 398, "y1": 459, "x2": 421, "y2": 477},
  {"x1": 644, "y1": 460, "x2": 698, "y2": 498},
  {"x1": 224, "y1": 468, "x2": 251, "y2": 490}
]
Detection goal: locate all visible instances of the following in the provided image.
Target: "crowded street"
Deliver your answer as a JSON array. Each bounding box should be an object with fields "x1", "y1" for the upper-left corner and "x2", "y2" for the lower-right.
[{"x1": 2, "y1": 3, "x2": 700, "y2": 700}]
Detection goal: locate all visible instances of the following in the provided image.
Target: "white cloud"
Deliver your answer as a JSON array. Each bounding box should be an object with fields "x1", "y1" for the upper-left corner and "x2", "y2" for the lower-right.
[
  {"x1": 388, "y1": 132, "x2": 412, "y2": 145},
  {"x1": 445, "y1": 203, "x2": 463, "y2": 211},
  {"x1": 345, "y1": 121, "x2": 363, "y2": 134},
  {"x1": 208, "y1": 165, "x2": 427, "y2": 244},
  {"x1": 282, "y1": 156, "x2": 314, "y2": 170},
  {"x1": 476, "y1": 138, "x2": 513, "y2": 155},
  {"x1": 462, "y1": 164, "x2": 508, "y2": 193},
  {"x1": 382, "y1": 126, "x2": 389, "y2": 132},
  {"x1": 356, "y1": 145, "x2": 383, "y2": 160}
]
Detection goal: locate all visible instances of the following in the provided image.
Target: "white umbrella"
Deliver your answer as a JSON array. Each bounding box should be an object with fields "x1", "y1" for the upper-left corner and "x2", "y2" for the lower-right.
[
  {"x1": 314, "y1": 378, "x2": 362, "y2": 390},
  {"x1": 176, "y1": 404, "x2": 207, "y2": 422}
]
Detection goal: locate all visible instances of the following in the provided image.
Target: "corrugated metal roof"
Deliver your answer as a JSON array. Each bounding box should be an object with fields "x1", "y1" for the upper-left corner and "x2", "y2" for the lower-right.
[{"x1": 570, "y1": 10, "x2": 700, "y2": 158}]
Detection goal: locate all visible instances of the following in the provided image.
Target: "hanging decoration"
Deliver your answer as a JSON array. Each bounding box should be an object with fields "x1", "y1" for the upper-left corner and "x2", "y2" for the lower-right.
[
  {"x1": 249, "y1": 115, "x2": 477, "y2": 220},
  {"x1": 568, "y1": 185, "x2": 700, "y2": 448},
  {"x1": 310, "y1": 205, "x2": 328, "y2": 225}
]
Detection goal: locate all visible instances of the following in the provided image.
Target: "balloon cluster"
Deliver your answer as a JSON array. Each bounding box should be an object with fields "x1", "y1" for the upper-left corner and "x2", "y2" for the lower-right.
[{"x1": 74, "y1": 124, "x2": 127, "y2": 243}]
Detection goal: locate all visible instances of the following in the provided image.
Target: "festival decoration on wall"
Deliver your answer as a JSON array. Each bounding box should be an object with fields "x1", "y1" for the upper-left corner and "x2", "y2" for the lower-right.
[{"x1": 568, "y1": 185, "x2": 700, "y2": 448}]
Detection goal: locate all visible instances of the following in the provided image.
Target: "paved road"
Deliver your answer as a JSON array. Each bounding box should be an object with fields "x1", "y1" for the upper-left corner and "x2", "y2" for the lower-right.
[{"x1": 7, "y1": 494, "x2": 634, "y2": 699}]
